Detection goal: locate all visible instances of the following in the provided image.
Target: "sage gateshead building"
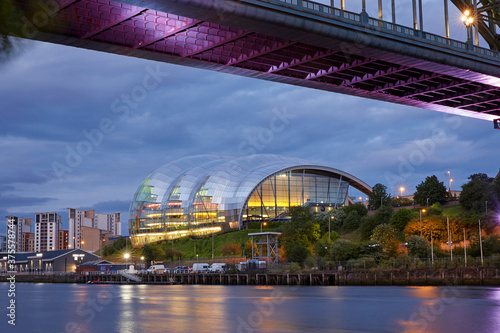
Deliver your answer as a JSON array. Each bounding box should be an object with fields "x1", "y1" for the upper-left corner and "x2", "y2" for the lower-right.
[{"x1": 129, "y1": 155, "x2": 372, "y2": 247}]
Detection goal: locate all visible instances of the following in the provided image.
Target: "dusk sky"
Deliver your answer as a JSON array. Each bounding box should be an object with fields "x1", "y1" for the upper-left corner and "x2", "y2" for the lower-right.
[{"x1": 1, "y1": 1, "x2": 499, "y2": 234}]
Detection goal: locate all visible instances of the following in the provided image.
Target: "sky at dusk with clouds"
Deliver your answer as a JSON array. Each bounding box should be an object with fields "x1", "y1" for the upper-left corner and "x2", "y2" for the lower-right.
[{"x1": 1, "y1": 0, "x2": 499, "y2": 235}]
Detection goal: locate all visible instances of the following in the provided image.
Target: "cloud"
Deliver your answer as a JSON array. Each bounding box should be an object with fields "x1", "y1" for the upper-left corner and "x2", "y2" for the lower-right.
[
  {"x1": 0, "y1": 194, "x2": 55, "y2": 208},
  {"x1": 1, "y1": 14, "x2": 499, "y2": 238}
]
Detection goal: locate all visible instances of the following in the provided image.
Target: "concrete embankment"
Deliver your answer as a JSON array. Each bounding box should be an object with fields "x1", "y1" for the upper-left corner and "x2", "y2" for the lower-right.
[{"x1": 3, "y1": 268, "x2": 500, "y2": 286}]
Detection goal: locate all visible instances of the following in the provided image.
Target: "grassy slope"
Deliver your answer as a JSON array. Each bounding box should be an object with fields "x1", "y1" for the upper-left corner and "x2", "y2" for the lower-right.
[{"x1": 159, "y1": 227, "x2": 278, "y2": 259}]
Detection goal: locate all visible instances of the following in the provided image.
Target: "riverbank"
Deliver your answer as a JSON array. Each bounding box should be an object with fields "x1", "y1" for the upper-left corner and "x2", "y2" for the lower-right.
[{"x1": 2, "y1": 267, "x2": 500, "y2": 286}]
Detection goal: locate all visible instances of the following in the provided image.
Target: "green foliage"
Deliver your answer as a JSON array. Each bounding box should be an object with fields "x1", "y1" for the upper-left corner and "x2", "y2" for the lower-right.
[
  {"x1": 343, "y1": 211, "x2": 361, "y2": 232},
  {"x1": 359, "y1": 240, "x2": 383, "y2": 260},
  {"x1": 459, "y1": 174, "x2": 494, "y2": 213},
  {"x1": 371, "y1": 224, "x2": 399, "y2": 258},
  {"x1": 369, "y1": 183, "x2": 392, "y2": 210},
  {"x1": 406, "y1": 235, "x2": 431, "y2": 258},
  {"x1": 314, "y1": 233, "x2": 336, "y2": 257},
  {"x1": 165, "y1": 248, "x2": 184, "y2": 261},
  {"x1": 359, "y1": 215, "x2": 378, "y2": 240},
  {"x1": 329, "y1": 239, "x2": 360, "y2": 261},
  {"x1": 413, "y1": 175, "x2": 447, "y2": 206},
  {"x1": 426, "y1": 203, "x2": 443, "y2": 216},
  {"x1": 141, "y1": 243, "x2": 165, "y2": 265},
  {"x1": 330, "y1": 209, "x2": 347, "y2": 231},
  {"x1": 342, "y1": 203, "x2": 368, "y2": 217},
  {"x1": 100, "y1": 236, "x2": 127, "y2": 257},
  {"x1": 391, "y1": 197, "x2": 413, "y2": 207},
  {"x1": 374, "y1": 205, "x2": 394, "y2": 225},
  {"x1": 469, "y1": 234, "x2": 500, "y2": 257},
  {"x1": 389, "y1": 208, "x2": 413, "y2": 231},
  {"x1": 287, "y1": 262, "x2": 301, "y2": 273},
  {"x1": 287, "y1": 243, "x2": 311, "y2": 265},
  {"x1": 282, "y1": 206, "x2": 320, "y2": 260}
]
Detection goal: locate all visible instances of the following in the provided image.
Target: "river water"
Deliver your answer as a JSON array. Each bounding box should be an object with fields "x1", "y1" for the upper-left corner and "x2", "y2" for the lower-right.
[{"x1": 1, "y1": 283, "x2": 500, "y2": 333}]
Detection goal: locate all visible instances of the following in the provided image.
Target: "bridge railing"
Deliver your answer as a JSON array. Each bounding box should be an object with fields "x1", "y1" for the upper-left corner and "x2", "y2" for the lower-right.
[{"x1": 263, "y1": 0, "x2": 499, "y2": 60}]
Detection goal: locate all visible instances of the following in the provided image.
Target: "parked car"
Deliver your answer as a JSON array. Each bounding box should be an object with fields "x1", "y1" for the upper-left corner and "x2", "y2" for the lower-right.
[{"x1": 174, "y1": 266, "x2": 191, "y2": 274}]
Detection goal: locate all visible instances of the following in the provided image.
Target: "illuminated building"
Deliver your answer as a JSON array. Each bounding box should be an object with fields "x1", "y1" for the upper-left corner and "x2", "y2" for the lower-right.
[
  {"x1": 129, "y1": 155, "x2": 372, "y2": 248},
  {"x1": 34, "y1": 213, "x2": 62, "y2": 252},
  {"x1": 68, "y1": 209, "x2": 121, "y2": 249},
  {"x1": 5, "y1": 216, "x2": 33, "y2": 252}
]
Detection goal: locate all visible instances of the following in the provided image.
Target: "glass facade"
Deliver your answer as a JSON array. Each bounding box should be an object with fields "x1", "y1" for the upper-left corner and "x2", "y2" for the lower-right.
[
  {"x1": 129, "y1": 155, "x2": 371, "y2": 248},
  {"x1": 243, "y1": 169, "x2": 349, "y2": 224}
]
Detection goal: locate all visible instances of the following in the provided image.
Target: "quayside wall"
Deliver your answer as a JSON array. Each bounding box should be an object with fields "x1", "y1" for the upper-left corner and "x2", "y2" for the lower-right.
[{"x1": 3, "y1": 268, "x2": 500, "y2": 286}]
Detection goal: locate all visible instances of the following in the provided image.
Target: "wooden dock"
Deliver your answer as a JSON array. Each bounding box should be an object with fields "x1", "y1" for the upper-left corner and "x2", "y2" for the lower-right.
[{"x1": 80, "y1": 268, "x2": 500, "y2": 286}]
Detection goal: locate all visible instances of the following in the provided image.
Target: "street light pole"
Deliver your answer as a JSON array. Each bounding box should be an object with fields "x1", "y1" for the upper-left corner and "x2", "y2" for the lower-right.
[
  {"x1": 447, "y1": 215, "x2": 452, "y2": 261},
  {"x1": 419, "y1": 209, "x2": 425, "y2": 237},
  {"x1": 479, "y1": 220, "x2": 484, "y2": 266},
  {"x1": 430, "y1": 230, "x2": 434, "y2": 265},
  {"x1": 329, "y1": 215, "x2": 331, "y2": 240},
  {"x1": 463, "y1": 228, "x2": 467, "y2": 268}
]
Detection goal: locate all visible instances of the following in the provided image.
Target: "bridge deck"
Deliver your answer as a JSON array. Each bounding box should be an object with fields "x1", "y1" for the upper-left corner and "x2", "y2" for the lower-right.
[{"x1": 8, "y1": 0, "x2": 500, "y2": 121}]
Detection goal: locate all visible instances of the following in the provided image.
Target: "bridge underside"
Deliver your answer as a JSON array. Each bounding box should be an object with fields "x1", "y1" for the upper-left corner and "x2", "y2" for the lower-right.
[{"x1": 8, "y1": 0, "x2": 500, "y2": 121}]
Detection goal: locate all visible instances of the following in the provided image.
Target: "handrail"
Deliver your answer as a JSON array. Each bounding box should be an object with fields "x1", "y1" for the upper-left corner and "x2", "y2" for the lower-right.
[{"x1": 258, "y1": 0, "x2": 500, "y2": 60}]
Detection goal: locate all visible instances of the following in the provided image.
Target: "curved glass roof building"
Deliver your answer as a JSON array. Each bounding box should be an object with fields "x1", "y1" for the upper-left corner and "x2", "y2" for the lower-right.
[{"x1": 129, "y1": 155, "x2": 372, "y2": 247}]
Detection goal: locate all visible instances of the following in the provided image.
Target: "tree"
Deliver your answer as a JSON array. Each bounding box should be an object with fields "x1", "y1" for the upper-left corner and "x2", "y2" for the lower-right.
[
  {"x1": 342, "y1": 203, "x2": 368, "y2": 217},
  {"x1": 165, "y1": 248, "x2": 184, "y2": 261},
  {"x1": 359, "y1": 215, "x2": 378, "y2": 240},
  {"x1": 406, "y1": 235, "x2": 431, "y2": 258},
  {"x1": 244, "y1": 239, "x2": 258, "y2": 258},
  {"x1": 282, "y1": 206, "x2": 320, "y2": 259},
  {"x1": 369, "y1": 183, "x2": 392, "y2": 210},
  {"x1": 314, "y1": 233, "x2": 337, "y2": 257},
  {"x1": 221, "y1": 242, "x2": 240, "y2": 256},
  {"x1": 330, "y1": 209, "x2": 347, "y2": 232},
  {"x1": 343, "y1": 211, "x2": 361, "y2": 232},
  {"x1": 404, "y1": 215, "x2": 464, "y2": 243},
  {"x1": 328, "y1": 239, "x2": 360, "y2": 261},
  {"x1": 287, "y1": 243, "x2": 311, "y2": 265},
  {"x1": 371, "y1": 224, "x2": 399, "y2": 258},
  {"x1": 460, "y1": 173, "x2": 493, "y2": 213},
  {"x1": 389, "y1": 208, "x2": 413, "y2": 231},
  {"x1": 469, "y1": 234, "x2": 500, "y2": 257},
  {"x1": 141, "y1": 244, "x2": 165, "y2": 266},
  {"x1": 374, "y1": 205, "x2": 394, "y2": 225},
  {"x1": 413, "y1": 175, "x2": 447, "y2": 206}
]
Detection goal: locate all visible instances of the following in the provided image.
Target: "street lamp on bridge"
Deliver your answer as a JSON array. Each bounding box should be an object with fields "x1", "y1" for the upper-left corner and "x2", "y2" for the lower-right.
[{"x1": 461, "y1": 9, "x2": 474, "y2": 44}]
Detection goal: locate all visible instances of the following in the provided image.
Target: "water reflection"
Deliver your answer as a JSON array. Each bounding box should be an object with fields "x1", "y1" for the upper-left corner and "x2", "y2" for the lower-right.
[{"x1": 8, "y1": 284, "x2": 500, "y2": 333}]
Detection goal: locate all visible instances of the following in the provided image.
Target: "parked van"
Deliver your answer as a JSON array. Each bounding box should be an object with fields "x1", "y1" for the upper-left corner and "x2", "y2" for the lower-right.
[
  {"x1": 191, "y1": 263, "x2": 210, "y2": 273},
  {"x1": 146, "y1": 264, "x2": 165, "y2": 274},
  {"x1": 209, "y1": 263, "x2": 227, "y2": 273}
]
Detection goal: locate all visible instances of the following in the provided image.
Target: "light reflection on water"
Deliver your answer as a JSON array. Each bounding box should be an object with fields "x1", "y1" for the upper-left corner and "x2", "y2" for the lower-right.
[{"x1": 3, "y1": 283, "x2": 500, "y2": 332}]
